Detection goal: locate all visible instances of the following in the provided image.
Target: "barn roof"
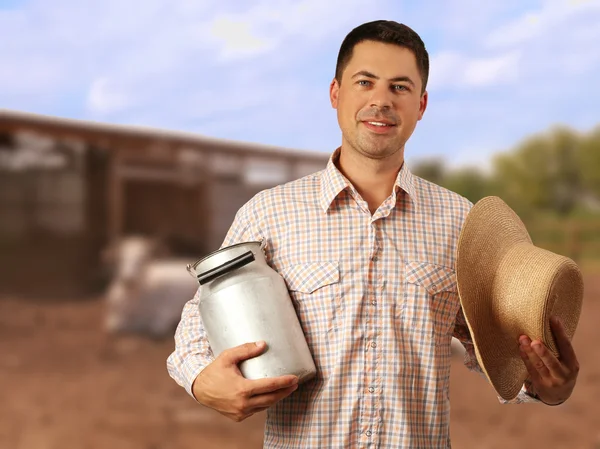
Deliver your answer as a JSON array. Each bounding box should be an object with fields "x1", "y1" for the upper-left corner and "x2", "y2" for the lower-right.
[{"x1": 0, "y1": 108, "x2": 331, "y2": 162}]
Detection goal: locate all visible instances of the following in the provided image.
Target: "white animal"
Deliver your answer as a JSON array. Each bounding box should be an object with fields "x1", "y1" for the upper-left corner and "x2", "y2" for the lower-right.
[{"x1": 103, "y1": 235, "x2": 199, "y2": 338}]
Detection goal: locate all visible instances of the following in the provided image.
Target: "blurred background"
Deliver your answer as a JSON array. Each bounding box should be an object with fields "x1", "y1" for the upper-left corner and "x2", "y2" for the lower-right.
[{"x1": 1, "y1": 0, "x2": 599, "y2": 448}]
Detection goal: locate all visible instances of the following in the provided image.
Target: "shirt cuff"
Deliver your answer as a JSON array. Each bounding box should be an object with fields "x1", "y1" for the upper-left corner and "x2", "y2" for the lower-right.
[
  {"x1": 498, "y1": 379, "x2": 541, "y2": 404},
  {"x1": 182, "y1": 358, "x2": 208, "y2": 402}
]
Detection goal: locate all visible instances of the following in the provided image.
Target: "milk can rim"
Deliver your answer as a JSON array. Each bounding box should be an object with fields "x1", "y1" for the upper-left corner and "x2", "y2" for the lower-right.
[{"x1": 186, "y1": 240, "x2": 263, "y2": 277}]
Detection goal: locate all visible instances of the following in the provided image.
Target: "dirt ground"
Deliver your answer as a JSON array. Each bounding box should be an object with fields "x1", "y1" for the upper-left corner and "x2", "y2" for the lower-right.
[{"x1": 1, "y1": 273, "x2": 599, "y2": 449}]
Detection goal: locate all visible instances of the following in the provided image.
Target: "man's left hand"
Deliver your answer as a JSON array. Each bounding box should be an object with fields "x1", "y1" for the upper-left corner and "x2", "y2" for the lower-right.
[{"x1": 519, "y1": 315, "x2": 580, "y2": 406}]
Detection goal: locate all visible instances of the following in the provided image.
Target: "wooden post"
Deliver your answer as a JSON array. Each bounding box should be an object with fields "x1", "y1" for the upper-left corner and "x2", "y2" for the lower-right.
[
  {"x1": 107, "y1": 148, "x2": 123, "y2": 247},
  {"x1": 566, "y1": 219, "x2": 580, "y2": 262}
]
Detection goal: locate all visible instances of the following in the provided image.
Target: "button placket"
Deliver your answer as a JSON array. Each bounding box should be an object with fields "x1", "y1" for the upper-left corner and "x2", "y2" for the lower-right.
[{"x1": 364, "y1": 223, "x2": 381, "y2": 447}]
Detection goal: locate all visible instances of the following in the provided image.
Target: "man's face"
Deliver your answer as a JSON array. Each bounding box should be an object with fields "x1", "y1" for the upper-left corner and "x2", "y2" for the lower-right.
[{"x1": 330, "y1": 40, "x2": 428, "y2": 161}]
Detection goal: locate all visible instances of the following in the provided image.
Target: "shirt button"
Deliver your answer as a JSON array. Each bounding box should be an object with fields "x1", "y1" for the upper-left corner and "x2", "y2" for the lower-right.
[
  {"x1": 369, "y1": 387, "x2": 375, "y2": 393},
  {"x1": 371, "y1": 300, "x2": 377, "y2": 306},
  {"x1": 371, "y1": 342, "x2": 377, "y2": 348},
  {"x1": 366, "y1": 430, "x2": 372, "y2": 437}
]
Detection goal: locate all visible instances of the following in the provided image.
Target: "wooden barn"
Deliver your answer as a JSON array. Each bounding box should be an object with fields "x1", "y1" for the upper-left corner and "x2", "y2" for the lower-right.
[{"x1": 0, "y1": 109, "x2": 330, "y2": 297}]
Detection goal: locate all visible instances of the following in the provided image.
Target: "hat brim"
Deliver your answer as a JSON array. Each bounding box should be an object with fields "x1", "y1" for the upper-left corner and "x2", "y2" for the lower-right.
[{"x1": 456, "y1": 196, "x2": 584, "y2": 400}]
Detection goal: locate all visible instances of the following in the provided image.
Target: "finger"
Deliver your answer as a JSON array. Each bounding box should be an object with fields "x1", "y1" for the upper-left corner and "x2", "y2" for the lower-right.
[
  {"x1": 550, "y1": 316, "x2": 579, "y2": 370},
  {"x1": 519, "y1": 336, "x2": 551, "y2": 378},
  {"x1": 530, "y1": 340, "x2": 567, "y2": 379},
  {"x1": 247, "y1": 384, "x2": 298, "y2": 409},
  {"x1": 519, "y1": 346, "x2": 542, "y2": 384},
  {"x1": 220, "y1": 341, "x2": 267, "y2": 365},
  {"x1": 245, "y1": 375, "x2": 299, "y2": 396}
]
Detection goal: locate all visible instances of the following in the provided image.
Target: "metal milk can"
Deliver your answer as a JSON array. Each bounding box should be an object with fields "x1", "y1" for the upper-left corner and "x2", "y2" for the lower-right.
[{"x1": 187, "y1": 241, "x2": 317, "y2": 383}]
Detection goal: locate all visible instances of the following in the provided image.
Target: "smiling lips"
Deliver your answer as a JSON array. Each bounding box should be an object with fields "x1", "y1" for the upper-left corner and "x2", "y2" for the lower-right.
[{"x1": 362, "y1": 120, "x2": 397, "y2": 134}]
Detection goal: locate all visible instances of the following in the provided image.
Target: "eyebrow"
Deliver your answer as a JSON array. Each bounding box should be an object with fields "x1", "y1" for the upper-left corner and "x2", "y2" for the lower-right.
[{"x1": 351, "y1": 70, "x2": 416, "y2": 88}]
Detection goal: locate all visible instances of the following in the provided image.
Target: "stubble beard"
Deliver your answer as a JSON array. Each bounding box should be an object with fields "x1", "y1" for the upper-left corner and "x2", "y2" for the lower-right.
[{"x1": 350, "y1": 128, "x2": 403, "y2": 161}]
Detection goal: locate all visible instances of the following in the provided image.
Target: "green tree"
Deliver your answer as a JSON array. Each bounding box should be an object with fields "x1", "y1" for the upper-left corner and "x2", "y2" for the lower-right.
[
  {"x1": 443, "y1": 167, "x2": 494, "y2": 204},
  {"x1": 579, "y1": 125, "x2": 600, "y2": 201},
  {"x1": 411, "y1": 158, "x2": 493, "y2": 204},
  {"x1": 410, "y1": 158, "x2": 447, "y2": 186},
  {"x1": 491, "y1": 126, "x2": 583, "y2": 218}
]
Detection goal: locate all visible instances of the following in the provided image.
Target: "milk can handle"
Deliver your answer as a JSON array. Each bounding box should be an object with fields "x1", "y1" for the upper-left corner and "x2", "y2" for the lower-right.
[{"x1": 197, "y1": 251, "x2": 255, "y2": 285}]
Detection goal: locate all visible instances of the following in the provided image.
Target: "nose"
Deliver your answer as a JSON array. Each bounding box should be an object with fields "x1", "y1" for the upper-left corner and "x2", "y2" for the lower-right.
[{"x1": 369, "y1": 84, "x2": 394, "y2": 109}]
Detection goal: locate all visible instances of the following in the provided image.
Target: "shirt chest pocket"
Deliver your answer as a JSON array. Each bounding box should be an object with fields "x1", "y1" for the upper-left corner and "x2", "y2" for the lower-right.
[
  {"x1": 400, "y1": 261, "x2": 460, "y2": 343},
  {"x1": 279, "y1": 261, "x2": 341, "y2": 336}
]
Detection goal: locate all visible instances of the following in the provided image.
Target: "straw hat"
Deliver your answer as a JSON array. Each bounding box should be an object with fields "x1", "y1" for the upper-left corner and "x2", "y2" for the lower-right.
[{"x1": 456, "y1": 196, "x2": 584, "y2": 400}]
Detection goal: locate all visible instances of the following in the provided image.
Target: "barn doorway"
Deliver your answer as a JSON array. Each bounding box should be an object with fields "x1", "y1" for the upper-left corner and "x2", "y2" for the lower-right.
[{"x1": 122, "y1": 179, "x2": 207, "y2": 257}]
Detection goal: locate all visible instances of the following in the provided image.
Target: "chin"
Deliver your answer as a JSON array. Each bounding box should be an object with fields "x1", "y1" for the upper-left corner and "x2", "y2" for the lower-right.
[{"x1": 358, "y1": 141, "x2": 402, "y2": 158}]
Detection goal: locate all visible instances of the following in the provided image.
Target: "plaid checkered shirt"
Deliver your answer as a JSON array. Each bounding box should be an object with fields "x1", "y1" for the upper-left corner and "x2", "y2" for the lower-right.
[{"x1": 167, "y1": 148, "x2": 539, "y2": 448}]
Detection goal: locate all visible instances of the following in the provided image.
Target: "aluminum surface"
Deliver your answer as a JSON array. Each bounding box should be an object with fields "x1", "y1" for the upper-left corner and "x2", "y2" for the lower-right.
[{"x1": 188, "y1": 242, "x2": 317, "y2": 383}]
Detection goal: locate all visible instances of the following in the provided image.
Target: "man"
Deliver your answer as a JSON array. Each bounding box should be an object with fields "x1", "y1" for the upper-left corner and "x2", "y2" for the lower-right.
[{"x1": 167, "y1": 20, "x2": 579, "y2": 448}]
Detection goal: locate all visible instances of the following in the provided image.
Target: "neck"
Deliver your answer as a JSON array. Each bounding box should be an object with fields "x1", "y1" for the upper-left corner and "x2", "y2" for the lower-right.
[{"x1": 336, "y1": 145, "x2": 404, "y2": 214}]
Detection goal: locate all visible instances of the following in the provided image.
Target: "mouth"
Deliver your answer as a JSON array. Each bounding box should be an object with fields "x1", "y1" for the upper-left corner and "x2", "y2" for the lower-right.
[{"x1": 361, "y1": 120, "x2": 397, "y2": 134}]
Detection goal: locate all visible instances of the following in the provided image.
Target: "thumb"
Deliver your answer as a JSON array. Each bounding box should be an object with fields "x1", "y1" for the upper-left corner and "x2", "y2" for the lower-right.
[{"x1": 221, "y1": 341, "x2": 267, "y2": 365}]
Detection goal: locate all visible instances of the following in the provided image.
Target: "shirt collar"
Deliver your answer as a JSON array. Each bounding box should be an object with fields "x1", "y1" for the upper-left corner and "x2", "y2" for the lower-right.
[{"x1": 319, "y1": 147, "x2": 418, "y2": 213}]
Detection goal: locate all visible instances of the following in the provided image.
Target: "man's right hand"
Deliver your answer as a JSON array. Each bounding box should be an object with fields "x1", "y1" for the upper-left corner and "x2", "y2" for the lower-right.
[{"x1": 191, "y1": 341, "x2": 300, "y2": 422}]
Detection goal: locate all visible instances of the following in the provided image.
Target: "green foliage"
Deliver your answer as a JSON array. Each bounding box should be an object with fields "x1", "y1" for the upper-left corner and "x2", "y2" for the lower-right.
[
  {"x1": 411, "y1": 123, "x2": 600, "y2": 261},
  {"x1": 443, "y1": 168, "x2": 494, "y2": 204},
  {"x1": 412, "y1": 123, "x2": 600, "y2": 219},
  {"x1": 491, "y1": 126, "x2": 582, "y2": 217},
  {"x1": 579, "y1": 125, "x2": 600, "y2": 199},
  {"x1": 410, "y1": 158, "x2": 446, "y2": 186}
]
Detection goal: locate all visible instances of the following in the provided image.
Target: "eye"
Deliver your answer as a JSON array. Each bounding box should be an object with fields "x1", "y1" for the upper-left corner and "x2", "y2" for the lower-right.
[
  {"x1": 358, "y1": 80, "x2": 371, "y2": 86},
  {"x1": 393, "y1": 84, "x2": 409, "y2": 91}
]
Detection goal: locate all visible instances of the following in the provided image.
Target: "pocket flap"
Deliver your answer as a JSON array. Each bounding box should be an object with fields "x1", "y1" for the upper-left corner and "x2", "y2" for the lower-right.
[
  {"x1": 405, "y1": 261, "x2": 456, "y2": 294},
  {"x1": 279, "y1": 261, "x2": 339, "y2": 294}
]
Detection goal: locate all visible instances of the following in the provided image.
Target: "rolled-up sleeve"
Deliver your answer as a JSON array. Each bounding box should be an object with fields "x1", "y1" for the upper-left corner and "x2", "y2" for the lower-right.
[{"x1": 166, "y1": 286, "x2": 213, "y2": 398}]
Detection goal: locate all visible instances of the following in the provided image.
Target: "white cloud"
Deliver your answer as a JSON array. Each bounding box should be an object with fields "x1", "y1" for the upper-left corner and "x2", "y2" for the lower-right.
[
  {"x1": 484, "y1": 11, "x2": 545, "y2": 49},
  {"x1": 209, "y1": 17, "x2": 273, "y2": 61},
  {"x1": 464, "y1": 51, "x2": 521, "y2": 86},
  {"x1": 1, "y1": 0, "x2": 599, "y2": 169},
  {"x1": 74, "y1": 0, "x2": 392, "y2": 122},
  {"x1": 0, "y1": 0, "x2": 395, "y2": 126},
  {"x1": 0, "y1": 55, "x2": 64, "y2": 95},
  {"x1": 428, "y1": 50, "x2": 521, "y2": 90},
  {"x1": 485, "y1": 0, "x2": 600, "y2": 49},
  {"x1": 200, "y1": 0, "x2": 394, "y2": 63},
  {"x1": 427, "y1": 0, "x2": 600, "y2": 93},
  {"x1": 86, "y1": 78, "x2": 132, "y2": 115}
]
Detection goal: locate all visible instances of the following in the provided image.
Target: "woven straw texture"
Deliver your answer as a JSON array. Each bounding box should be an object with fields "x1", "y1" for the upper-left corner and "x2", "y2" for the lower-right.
[{"x1": 456, "y1": 196, "x2": 584, "y2": 400}]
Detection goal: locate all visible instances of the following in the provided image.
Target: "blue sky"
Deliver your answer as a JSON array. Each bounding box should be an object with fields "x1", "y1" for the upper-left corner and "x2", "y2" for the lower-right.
[{"x1": 1, "y1": 0, "x2": 599, "y2": 169}]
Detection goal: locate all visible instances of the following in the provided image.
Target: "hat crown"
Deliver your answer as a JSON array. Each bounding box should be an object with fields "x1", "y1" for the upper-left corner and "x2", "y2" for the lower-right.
[{"x1": 492, "y1": 242, "x2": 579, "y2": 356}]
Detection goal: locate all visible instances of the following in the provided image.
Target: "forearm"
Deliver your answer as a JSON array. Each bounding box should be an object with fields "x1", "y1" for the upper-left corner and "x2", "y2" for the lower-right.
[{"x1": 166, "y1": 287, "x2": 214, "y2": 399}]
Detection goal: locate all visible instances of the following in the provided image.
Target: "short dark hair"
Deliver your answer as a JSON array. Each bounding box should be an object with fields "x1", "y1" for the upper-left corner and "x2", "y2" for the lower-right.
[{"x1": 335, "y1": 20, "x2": 429, "y2": 93}]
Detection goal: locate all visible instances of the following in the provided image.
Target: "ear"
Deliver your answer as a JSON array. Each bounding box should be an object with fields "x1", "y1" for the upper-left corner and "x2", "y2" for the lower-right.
[
  {"x1": 418, "y1": 90, "x2": 428, "y2": 121},
  {"x1": 330, "y1": 78, "x2": 340, "y2": 109}
]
